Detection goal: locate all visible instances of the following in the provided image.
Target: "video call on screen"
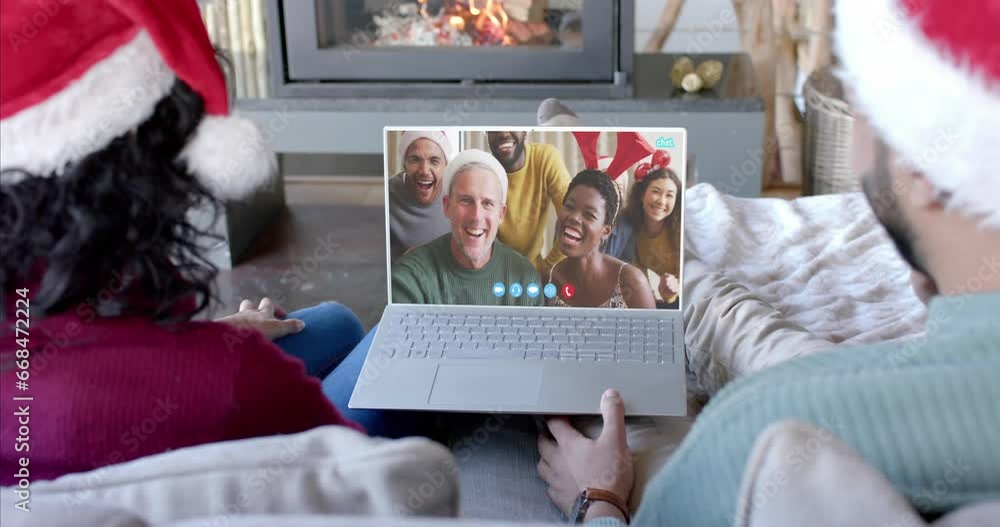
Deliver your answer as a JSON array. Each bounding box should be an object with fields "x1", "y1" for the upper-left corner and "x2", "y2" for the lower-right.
[{"x1": 386, "y1": 128, "x2": 685, "y2": 311}]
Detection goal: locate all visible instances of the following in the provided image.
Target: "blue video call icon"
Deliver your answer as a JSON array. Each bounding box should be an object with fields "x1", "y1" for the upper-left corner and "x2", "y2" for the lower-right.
[
  {"x1": 510, "y1": 283, "x2": 523, "y2": 298},
  {"x1": 526, "y1": 283, "x2": 540, "y2": 298},
  {"x1": 492, "y1": 282, "x2": 505, "y2": 297},
  {"x1": 543, "y1": 283, "x2": 557, "y2": 299}
]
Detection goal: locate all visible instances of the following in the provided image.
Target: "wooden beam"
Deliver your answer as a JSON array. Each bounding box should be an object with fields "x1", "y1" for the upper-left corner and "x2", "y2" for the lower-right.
[{"x1": 644, "y1": 0, "x2": 688, "y2": 52}]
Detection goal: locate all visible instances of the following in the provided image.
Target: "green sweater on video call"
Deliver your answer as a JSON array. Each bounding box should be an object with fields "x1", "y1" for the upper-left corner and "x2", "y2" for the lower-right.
[
  {"x1": 590, "y1": 292, "x2": 1000, "y2": 526},
  {"x1": 391, "y1": 234, "x2": 544, "y2": 306}
]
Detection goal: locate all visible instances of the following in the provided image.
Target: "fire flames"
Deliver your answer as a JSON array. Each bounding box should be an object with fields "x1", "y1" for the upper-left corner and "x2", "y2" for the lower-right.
[
  {"x1": 467, "y1": 0, "x2": 512, "y2": 46},
  {"x1": 418, "y1": 0, "x2": 513, "y2": 46},
  {"x1": 376, "y1": 0, "x2": 553, "y2": 48}
]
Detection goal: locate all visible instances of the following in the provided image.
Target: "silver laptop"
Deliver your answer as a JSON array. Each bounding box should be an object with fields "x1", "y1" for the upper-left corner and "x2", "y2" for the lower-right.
[{"x1": 350, "y1": 126, "x2": 687, "y2": 416}]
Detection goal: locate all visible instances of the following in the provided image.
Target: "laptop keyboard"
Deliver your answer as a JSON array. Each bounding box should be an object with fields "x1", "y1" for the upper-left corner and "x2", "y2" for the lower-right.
[{"x1": 378, "y1": 312, "x2": 675, "y2": 364}]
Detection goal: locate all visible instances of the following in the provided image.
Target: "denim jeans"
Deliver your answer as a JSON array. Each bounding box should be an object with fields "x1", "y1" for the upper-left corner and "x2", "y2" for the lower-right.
[{"x1": 276, "y1": 304, "x2": 424, "y2": 438}]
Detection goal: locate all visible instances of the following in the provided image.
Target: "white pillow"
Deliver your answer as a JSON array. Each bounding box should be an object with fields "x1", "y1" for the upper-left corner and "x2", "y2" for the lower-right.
[
  {"x1": 734, "y1": 420, "x2": 1000, "y2": 527},
  {"x1": 1, "y1": 425, "x2": 458, "y2": 526}
]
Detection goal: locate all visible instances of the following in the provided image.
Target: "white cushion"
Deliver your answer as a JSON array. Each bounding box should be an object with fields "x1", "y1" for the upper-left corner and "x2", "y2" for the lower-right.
[
  {"x1": 734, "y1": 420, "x2": 1000, "y2": 527},
  {"x1": 0, "y1": 425, "x2": 458, "y2": 526}
]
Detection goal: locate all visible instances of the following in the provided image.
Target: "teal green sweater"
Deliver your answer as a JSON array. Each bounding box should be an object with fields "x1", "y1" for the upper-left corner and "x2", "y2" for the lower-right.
[
  {"x1": 391, "y1": 234, "x2": 544, "y2": 306},
  {"x1": 592, "y1": 292, "x2": 1000, "y2": 526}
]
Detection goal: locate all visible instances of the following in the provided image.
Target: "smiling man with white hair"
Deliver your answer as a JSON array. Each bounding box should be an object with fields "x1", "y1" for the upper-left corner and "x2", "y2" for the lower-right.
[{"x1": 391, "y1": 149, "x2": 542, "y2": 306}]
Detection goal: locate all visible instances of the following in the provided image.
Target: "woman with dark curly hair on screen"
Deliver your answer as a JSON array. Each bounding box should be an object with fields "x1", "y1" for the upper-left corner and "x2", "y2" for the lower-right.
[
  {"x1": 604, "y1": 163, "x2": 683, "y2": 309},
  {"x1": 0, "y1": 0, "x2": 369, "y2": 485},
  {"x1": 546, "y1": 170, "x2": 655, "y2": 309}
]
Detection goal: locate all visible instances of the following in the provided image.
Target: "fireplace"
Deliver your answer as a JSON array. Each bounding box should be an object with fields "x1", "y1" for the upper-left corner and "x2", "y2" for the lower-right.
[{"x1": 267, "y1": 0, "x2": 633, "y2": 98}]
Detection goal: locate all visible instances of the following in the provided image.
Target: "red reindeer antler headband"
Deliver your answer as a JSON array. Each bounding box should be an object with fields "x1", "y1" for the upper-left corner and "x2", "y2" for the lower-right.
[
  {"x1": 571, "y1": 131, "x2": 656, "y2": 181},
  {"x1": 634, "y1": 149, "x2": 672, "y2": 182}
]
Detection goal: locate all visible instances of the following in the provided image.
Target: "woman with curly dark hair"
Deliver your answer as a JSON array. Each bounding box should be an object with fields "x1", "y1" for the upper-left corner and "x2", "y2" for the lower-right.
[
  {"x1": 604, "y1": 165, "x2": 683, "y2": 309},
  {"x1": 0, "y1": 0, "x2": 365, "y2": 485},
  {"x1": 546, "y1": 170, "x2": 655, "y2": 309}
]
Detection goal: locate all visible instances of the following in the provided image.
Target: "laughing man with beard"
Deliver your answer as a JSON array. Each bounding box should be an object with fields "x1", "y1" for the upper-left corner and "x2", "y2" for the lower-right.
[
  {"x1": 388, "y1": 131, "x2": 454, "y2": 262},
  {"x1": 392, "y1": 150, "x2": 543, "y2": 306},
  {"x1": 487, "y1": 131, "x2": 572, "y2": 272}
]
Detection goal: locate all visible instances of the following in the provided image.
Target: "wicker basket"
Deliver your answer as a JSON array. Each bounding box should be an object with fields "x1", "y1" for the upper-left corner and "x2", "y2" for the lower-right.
[{"x1": 803, "y1": 67, "x2": 857, "y2": 195}]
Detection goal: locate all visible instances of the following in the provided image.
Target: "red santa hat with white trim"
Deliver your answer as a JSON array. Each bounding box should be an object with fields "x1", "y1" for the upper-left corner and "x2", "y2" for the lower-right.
[
  {"x1": 835, "y1": 0, "x2": 1000, "y2": 228},
  {"x1": 0, "y1": 0, "x2": 274, "y2": 198}
]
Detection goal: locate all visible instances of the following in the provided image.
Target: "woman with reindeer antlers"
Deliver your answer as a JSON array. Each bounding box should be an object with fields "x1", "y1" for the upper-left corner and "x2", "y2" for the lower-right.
[{"x1": 568, "y1": 131, "x2": 683, "y2": 309}]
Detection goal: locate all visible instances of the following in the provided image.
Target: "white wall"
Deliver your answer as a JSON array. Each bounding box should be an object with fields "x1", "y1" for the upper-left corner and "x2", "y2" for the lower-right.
[{"x1": 635, "y1": 0, "x2": 742, "y2": 53}]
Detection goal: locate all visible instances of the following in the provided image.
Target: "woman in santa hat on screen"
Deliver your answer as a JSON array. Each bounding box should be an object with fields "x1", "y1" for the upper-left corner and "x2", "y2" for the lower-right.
[{"x1": 0, "y1": 0, "x2": 372, "y2": 484}]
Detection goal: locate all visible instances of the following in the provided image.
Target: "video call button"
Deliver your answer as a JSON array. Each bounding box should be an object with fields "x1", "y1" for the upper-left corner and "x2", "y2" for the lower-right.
[
  {"x1": 561, "y1": 283, "x2": 576, "y2": 300},
  {"x1": 510, "y1": 283, "x2": 523, "y2": 298},
  {"x1": 492, "y1": 282, "x2": 505, "y2": 297},
  {"x1": 526, "y1": 283, "x2": 540, "y2": 298},
  {"x1": 543, "y1": 283, "x2": 557, "y2": 299}
]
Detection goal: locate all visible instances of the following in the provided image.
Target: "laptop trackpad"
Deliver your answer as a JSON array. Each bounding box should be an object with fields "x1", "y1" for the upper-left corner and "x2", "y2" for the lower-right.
[{"x1": 429, "y1": 364, "x2": 542, "y2": 408}]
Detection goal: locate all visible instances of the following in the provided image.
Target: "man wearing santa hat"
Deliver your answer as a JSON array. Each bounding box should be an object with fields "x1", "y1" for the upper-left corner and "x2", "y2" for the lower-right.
[
  {"x1": 388, "y1": 130, "x2": 454, "y2": 262},
  {"x1": 534, "y1": 0, "x2": 1000, "y2": 524}
]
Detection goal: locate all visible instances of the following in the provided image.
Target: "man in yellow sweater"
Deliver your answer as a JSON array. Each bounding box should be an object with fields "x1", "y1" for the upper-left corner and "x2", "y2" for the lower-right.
[{"x1": 487, "y1": 131, "x2": 571, "y2": 272}]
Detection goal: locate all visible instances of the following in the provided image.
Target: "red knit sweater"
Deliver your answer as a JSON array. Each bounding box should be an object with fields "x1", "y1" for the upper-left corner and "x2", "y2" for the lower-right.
[{"x1": 0, "y1": 293, "x2": 361, "y2": 486}]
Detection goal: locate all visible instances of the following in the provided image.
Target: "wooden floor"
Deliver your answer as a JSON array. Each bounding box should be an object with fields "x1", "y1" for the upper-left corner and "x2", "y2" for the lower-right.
[{"x1": 210, "y1": 178, "x2": 388, "y2": 330}]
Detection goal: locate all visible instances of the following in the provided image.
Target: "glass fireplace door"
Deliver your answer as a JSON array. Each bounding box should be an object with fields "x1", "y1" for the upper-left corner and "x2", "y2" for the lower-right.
[{"x1": 282, "y1": 0, "x2": 617, "y2": 82}]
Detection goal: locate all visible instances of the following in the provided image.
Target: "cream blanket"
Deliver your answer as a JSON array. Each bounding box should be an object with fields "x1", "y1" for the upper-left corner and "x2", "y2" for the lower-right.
[{"x1": 682, "y1": 184, "x2": 928, "y2": 394}]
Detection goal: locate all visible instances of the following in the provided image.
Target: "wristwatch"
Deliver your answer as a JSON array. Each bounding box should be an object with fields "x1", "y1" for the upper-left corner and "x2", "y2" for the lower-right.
[{"x1": 567, "y1": 487, "x2": 631, "y2": 524}]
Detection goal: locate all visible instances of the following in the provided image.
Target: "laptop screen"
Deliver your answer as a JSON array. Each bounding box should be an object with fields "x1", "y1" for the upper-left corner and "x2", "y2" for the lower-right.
[{"x1": 384, "y1": 127, "x2": 685, "y2": 311}]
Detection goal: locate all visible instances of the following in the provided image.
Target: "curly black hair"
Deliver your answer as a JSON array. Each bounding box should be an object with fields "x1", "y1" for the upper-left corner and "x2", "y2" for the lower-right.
[
  {"x1": 565, "y1": 169, "x2": 621, "y2": 226},
  {"x1": 624, "y1": 168, "x2": 682, "y2": 233},
  {"x1": 0, "y1": 80, "x2": 220, "y2": 323}
]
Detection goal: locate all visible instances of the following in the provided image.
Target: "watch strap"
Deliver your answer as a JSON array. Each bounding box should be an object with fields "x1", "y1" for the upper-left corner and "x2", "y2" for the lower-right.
[
  {"x1": 584, "y1": 488, "x2": 630, "y2": 524},
  {"x1": 570, "y1": 487, "x2": 630, "y2": 524}
]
